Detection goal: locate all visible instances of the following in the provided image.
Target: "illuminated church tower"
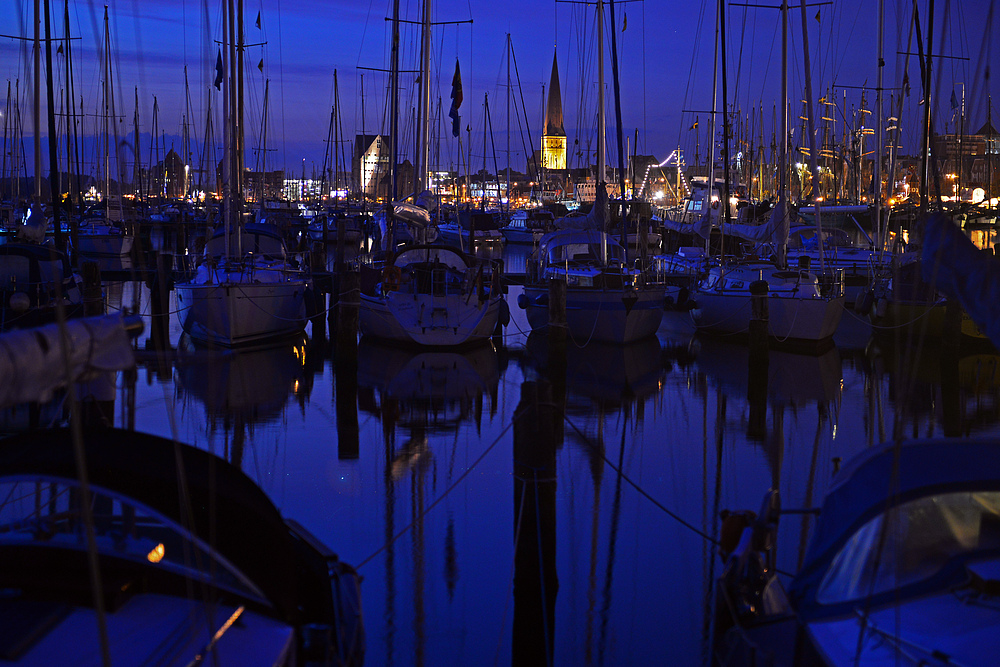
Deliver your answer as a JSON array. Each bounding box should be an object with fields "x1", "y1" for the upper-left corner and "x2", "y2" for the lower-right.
[{"x1": 541, "y1": 53, "x2": 567, "y2": 171}]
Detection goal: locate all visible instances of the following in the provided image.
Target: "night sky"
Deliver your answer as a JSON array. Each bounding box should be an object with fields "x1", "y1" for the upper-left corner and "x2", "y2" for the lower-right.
[{"x1": 1, "y1": 0, "x2": 997, "y2": 180}]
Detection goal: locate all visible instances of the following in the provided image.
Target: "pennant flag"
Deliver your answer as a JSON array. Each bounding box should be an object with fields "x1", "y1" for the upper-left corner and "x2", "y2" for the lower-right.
[
  {"x1": 257, "y1": 59, "x2": 264, "y2": 72},
  {"x1": 448, "y1": 59, "x2": 463, "y2": 138},
  {"x1": 623, "y1": 13, "x2": 627, "y2": 32},
  {"x1": 255, "y1": 11, "x2": 261, "y2": 29},
  {"x1": 214, "y1": 49, "x2": 224, "y2": 90},
  {"x1": 950, "y1": 89, "x2": 959, "y2": 110},
  {"x1": 814, "y1": 8, "x2": 820, "y2": 22},
  {"x1": 689, "y1": 121, "x2": 699, "y2": 130},
  {"x1": 57, "y1": 44, "x2": 63, "y2": 55}
]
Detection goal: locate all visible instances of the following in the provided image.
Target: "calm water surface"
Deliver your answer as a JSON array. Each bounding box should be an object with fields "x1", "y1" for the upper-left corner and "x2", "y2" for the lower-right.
[{"x1": 33, "y1": 243, "x2": 1000, "y2": 665}]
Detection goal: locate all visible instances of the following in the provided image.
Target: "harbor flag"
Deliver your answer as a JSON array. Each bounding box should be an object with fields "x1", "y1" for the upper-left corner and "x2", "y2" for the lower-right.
[
  {"x1": 214, "y1": 49, "x2": 224, "y2": 90},
  {"x1": 255, "y1": 11, "x2": 261, "y2": 29},
  {"x1": 449, "y1": 59, "x2": 463, "y2": 138},
  {"x1": 951, "y1": 89, "x2": 959, "y2": 110}
]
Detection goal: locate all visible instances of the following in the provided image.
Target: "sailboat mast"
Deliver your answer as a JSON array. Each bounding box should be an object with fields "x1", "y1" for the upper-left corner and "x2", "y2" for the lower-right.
[
  {"x1": 874, "y1": 0, "x2": 884, "y2": 248},
  {"x1": 506, "y1": 34, "x2": 511, "y2": 215},
  {"x1": 236, "y1": 0, "x2": 245, "y2": 220},
  {"x1": 44, "y1": 0, "x2": 63, "y2": 249},
  {"x1": 719, "y1": 0, "x2": 732, "y2": 251},
  {"x1": 608, "y1": 0, "x2": 627, "y2": 253},
  {"x1": 597, "y1": 0, "x2": 605, "y2": 187},
  {"x1": 777, "y1": 0, "x2": 788, "y2": 266},
  {"x1": 33, "y1": 0, "x2": 41, "y2": 208},
  {"x1": 418, "y1": 0, "x2": 431, "y2": 193},
  {"x1": 133, "y1": 88, "x2": 142, "y2": 202},
  {"x1": 103, "y1": 8, "x2": 110, "y2": 208},
  {"x1": 223, "y1": 0, "x2": 232, "y2": 257},
  {"x1": 334, "y1": 69, "x2": 342, "y2": 196},
  {"x1": 389, "y1": 0, "x2": 400, "y2": 201},
  {"x1": 798, "y1": 0, "x2": 825, "y2": 272},
  {"x1": 597, "y1": 0, "x2": 606, "y2": 262}
]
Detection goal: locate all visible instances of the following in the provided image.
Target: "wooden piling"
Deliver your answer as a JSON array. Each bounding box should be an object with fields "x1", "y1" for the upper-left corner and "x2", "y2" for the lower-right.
[
  {"x1": 149, "y1": 252, "x2": 172, "y2": 352},
  {"x1": 81, "y1": 261, "x2": 104, "y2": 316},
  {"x1": 309, "y1": 247, "x2": 328, "y2": 341}
]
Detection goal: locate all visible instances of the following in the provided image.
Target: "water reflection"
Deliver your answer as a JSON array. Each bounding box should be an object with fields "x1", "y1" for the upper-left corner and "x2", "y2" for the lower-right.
[
  {"x1": 357, "y1": 339, "x2": 500, "y2": 443},
  {"x1": 867, "y1": 335, "x2": 1000, "y2": 438},
  {"x1": 522, "y1": 332, "x2": 665, "y2": 407},
  {"x1": 24, "y1": 264, "x2": 1000, "y2": 665},
  {"x1": 356, "y1": 338, "x2": 500, "y2": 667},
  {"x1": 174, "y1": 337, "x2": 310, "y2": 466}
]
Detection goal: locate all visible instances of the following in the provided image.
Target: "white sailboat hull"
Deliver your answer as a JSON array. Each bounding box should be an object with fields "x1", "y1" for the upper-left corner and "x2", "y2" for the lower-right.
[
  {"x1": 176, "y1": 269, "x2": 307, "y2": 347},
  {"x1": 359, "y1": 291, "x2": 502, "y2": 347}
]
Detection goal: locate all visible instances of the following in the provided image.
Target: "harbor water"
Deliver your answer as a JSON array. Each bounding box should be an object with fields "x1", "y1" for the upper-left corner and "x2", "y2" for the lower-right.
[{"x1": 7, "y1": 242, "x2": 1000, "y2": 666}]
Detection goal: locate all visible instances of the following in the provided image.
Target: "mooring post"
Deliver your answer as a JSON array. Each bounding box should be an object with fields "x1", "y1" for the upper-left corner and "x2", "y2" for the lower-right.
[
  {"x1": 81, "y1": 260, "x2": 104, "y2": 316},
  {"x1": 309, "y1": 246, "x2": 327, "y2": 341},
  {"x1": 149, "y1": 252, "x2": 172, "y2": 353}
]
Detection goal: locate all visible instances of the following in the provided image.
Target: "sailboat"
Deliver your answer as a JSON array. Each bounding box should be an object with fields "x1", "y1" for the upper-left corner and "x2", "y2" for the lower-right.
[
  {"x1": 516, "y1": 0, "x2": 664, "y2": 345},
  {"x1": 357, "y1": 10, "x2": 506, "y2": 348},
  {"x1": 688, "y1": 0, "x2": 844, "y2": 347},
  {"x1": 70, "y1": 11, "x2": 135, "y2": 274},
  {"x1": 0, "y1": 4, "x2": 84, "y2": 331},
  {"x1": 175, "y1": 1, "x2": 308, "y2": 347}
]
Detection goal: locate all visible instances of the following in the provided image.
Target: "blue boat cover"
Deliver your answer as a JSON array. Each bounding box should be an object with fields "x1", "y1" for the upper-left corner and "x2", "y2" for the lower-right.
[
  {"x1": 922, "y1": 212, "x2": 1000, "y2": 348},
  {"x1": 789, "y1": 438, "x2": 1000, "y2": 613}
]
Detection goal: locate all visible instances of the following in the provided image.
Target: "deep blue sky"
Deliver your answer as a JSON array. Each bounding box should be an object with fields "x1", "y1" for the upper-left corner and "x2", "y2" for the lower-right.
[{"x1": 1, "y1": 0, "x2": 996, "y2": 179}]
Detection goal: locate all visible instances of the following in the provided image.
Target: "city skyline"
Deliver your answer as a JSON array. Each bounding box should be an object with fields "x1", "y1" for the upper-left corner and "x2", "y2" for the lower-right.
[{"x1": 1, "y1": 0, "x2": 996, "y2": 184}]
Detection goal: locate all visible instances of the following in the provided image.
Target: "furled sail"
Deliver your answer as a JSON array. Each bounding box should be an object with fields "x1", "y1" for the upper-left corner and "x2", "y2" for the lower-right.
[
  {"x1": 555, "y1": 181, "x2": 609, "y2": 230},
  {"x1": 721, "y1": 200, "x2": 790, "y2": 248}
]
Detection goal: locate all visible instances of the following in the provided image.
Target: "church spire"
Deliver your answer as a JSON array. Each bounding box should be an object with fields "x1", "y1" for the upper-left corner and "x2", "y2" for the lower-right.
[
  {"x1": 541, "y1": 51, "x2": 567, "y2": 171},
  {"x1": 544, "y1": 53, "x2": 565, "y2": 137}
]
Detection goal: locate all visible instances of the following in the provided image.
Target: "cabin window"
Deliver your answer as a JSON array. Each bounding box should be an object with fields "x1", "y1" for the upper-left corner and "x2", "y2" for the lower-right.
[{"x1": 816, "y1": 491, "x2": 1000, "y2": 604}]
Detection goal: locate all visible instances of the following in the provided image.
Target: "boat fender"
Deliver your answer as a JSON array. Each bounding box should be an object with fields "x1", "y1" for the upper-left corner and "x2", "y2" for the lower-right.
[
  {"x1": 516, "y1": 293, "x2": 530, "y2": 310},
  {"x1": 875, "y1": 297, "x2": 887, "y2": 318},
  {"x1": 855, "y1": 289, "x2": 875, "y2": 315},
  {"x1": 748, "y1": 280, "x2": 769, "y2": 296},
  {"x1": 499, "y1": 299, "x2": 511, "y2": 326},
  {"x1": 663, "y1": 295, "x2": 675, "y2": 310},
  {"x1": 677, "y1": 287, "x2": 690, "y2": 307},
  {"x1": 8, "y1": 292, "x2": 30, "y2": 313},
  {"x1": 383, "y1": 265, "x2": 401, "y2": 291}
]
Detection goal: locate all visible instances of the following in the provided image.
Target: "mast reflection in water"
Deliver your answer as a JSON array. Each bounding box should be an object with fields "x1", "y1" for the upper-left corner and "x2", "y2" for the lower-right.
[{"x1": 42, "y1": 272, "x2": 1000, "y2": 665}]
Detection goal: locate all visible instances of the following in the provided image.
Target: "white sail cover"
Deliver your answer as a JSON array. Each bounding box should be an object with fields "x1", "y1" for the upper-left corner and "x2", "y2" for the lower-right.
[
  {"x1": 721, "y1": 200, "x2": 790, "y2": 248},
  {"x1": 0, "y1": 315, "x2": 136, "y2": 408},
  {"x1": 922, "y1": 213, "x2": 1000, "y2": 347},
  {"x1": 660, "y1": 204, "x2": 714, "y2": 239}
]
